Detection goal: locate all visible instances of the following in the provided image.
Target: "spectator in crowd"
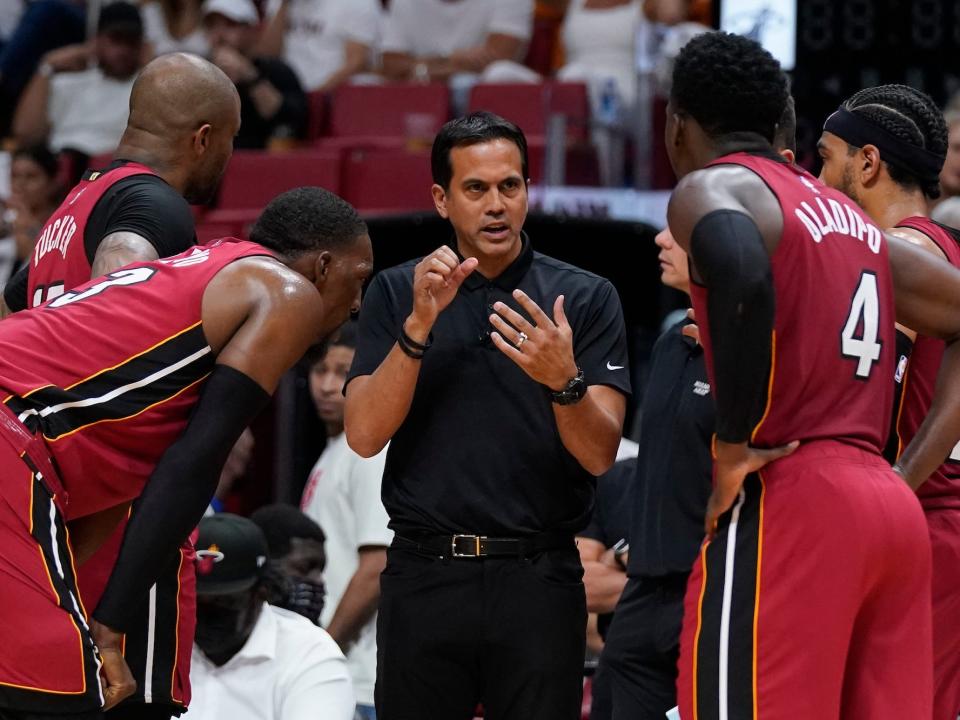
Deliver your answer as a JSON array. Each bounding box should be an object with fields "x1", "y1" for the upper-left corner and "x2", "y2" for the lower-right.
[
  {"x1": 300, "y1": 322, "x2": 392, "y2": 720},
  {"x1": 250, "y1": 503, "x2": 328, "y2": 627},
  {"x1": 256, "y1": 0, "x2": 379, "y2": 92},
  {"x1": 12, "y1": 1, "x2": 144, "y2": 158},
  {"x1": 141, "y1": 0, "x2": 209, "y2": 56},
  {"x1": 935, "y1": 102, "x2": 960, "y2": 209},
  {"x1": 0, "y1": 0, "x2": 85, "y2": 136},
  {"x1": 190, "y1": 513, "x2": 355, "y2": 720},
  {"x1": 380, "y1": 0, "x2": 534, "y2": 90},
  {"x1": 0, "y1": 144, "x2": 61, "y2": 291},
  {"x1": 204, "y1": 0, "x2": 307, "y2": 149}
]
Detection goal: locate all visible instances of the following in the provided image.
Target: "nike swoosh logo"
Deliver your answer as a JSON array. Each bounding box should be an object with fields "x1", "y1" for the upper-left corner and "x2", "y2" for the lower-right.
[{"x1": 607, "y1": 362, "x2": 625, "y2": 370}]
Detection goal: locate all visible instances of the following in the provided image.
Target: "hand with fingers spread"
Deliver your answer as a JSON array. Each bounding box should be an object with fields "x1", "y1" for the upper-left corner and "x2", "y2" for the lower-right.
[
  {"x1": 704, "y1": 439, "x2": 799, "y2": 539},
  {"x1": 489, "y1": 289, "x2": 579, "y2": 391},
  {"x1": 406, "y1": 245, "x2": 478, "y2": 339}
]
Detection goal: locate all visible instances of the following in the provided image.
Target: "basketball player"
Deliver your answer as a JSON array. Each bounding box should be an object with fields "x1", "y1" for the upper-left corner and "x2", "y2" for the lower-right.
[
  {"x1": 818, "y1": 84, "x2": 960, "y2": 720},
  {"x1": 665, "y1": 32, "x2": 960, "y2": 718},
  {"x1": 0, "y1": 187, "x2": 373, "y2": 719},
  {"x1": 2, "y1": 52, "x2": 238, "y2": 316},
  {"x1": 1, "y1": 53, "x2": 241, "y2": 720}
]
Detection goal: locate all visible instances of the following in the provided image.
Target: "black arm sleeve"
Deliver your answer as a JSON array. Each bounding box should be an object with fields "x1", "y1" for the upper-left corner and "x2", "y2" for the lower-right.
[
  {"x1": 3, "y1": 262, "x2": 29, "y2": 311},
  {"x1": 84, "y1": 174, "x2": 197, "y2": 264},
  {"x1": 690, "y1": 209, "x2": 775, "y2": 444},
  {"x1": 93, "y1": 365, "x2": 270, "y2": 631}
]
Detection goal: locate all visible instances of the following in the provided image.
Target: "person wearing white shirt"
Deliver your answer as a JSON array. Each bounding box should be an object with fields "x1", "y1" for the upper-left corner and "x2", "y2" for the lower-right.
[
  {"x1": 190, "y1": 513, "x2": 355, "y2": 720},
  {"x1": 12, "y1": 2, "x2": 144, "y2": 157},
  {"x1": 257, "y1": 0, "x2": 380, "y2": 92},
  {"x1": 380, "y1": 0, "x2": 533, "y2": 87},
  {"x1": 301, "y1": 322, "x2": 392, "y2": 720}
]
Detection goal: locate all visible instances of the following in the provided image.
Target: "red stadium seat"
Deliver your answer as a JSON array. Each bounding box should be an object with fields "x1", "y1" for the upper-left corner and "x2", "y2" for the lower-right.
[
  {"x1": 467, "y1": 81, "x2": 590, "y2": 142},
  {"x1": 214, "y1": 149, "x2": 341, "y2": 211},
  {"x1": 340, "y1": 146, "x2": 435, "y2": 214},
  {"x1": 328, "y1": 83, "x2": 450, "y2": 141},
  {"x1": 305, "y1": 90, "x2": 328, "y2": 141}
]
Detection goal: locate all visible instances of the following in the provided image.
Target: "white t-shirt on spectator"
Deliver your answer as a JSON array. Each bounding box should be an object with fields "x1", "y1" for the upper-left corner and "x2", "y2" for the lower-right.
[
  {"x1": 301, "y1": 433, "x2": 392, "y2": 706},
  {"x1": 47, "y1": 68, "x2": 134, "y2": 156},
  {"x1": 269, "y1": 0, "x2": 380, "y2": 91},
  {"x1": 381, "y1": 0, "x2": 533, "y2": 58},
  {"x1": 190, "y1": 603, "x2": 354, "y2": 720},
  {"x1": 141, "y1": 2, "x2": 210, "y2": 57}
]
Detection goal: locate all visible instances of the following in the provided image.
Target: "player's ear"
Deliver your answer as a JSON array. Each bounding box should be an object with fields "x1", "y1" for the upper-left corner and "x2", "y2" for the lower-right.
[
  {"x1": 313, "y1": 251, "x2": 332, "y2": 289},
  {"x1": 431, "y1": 184, "x2": 449, "y2": 219},
  {"x1": 193, "y1": 123, "x2": 212, "y2": 156},
  {"x1": 668, "y1": 112, "x2": 685, "y2": 148},
  {"x1": 860, "y1": 144, "x2": 882, "y2": 185}
]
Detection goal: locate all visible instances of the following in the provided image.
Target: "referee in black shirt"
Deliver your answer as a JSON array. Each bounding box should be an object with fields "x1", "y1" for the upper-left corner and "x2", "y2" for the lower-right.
[{"x1": 345, "y1": 111, "x2": 631, "y2": 720}]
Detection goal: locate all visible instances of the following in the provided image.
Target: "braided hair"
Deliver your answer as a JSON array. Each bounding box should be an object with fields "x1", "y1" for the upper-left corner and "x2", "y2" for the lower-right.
[{"x1": 841, "y1": 84, "x2": 948, "y2": 199}]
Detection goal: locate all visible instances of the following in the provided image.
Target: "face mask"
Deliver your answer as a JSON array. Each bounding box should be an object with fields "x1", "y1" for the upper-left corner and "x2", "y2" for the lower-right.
[
  {"x1": 283, "y1": 578, "x2": 326, "y2": 625},
  {"x1": 195, "y1": 592, "x2": 258, "y2": 662}
]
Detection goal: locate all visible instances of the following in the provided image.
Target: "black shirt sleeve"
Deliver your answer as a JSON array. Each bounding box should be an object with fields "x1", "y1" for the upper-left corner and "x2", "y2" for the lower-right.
[
  {"x1": 578, "y1": 497, "x2": 608, "y2": 545},
  {"x1": 572, "y1": 280, "x2": 631, "y2": 395},
  {"x1": 346, "y1": 270, "x2": 408, "y2": 386},
  {"x1": 83, "y1": 174, "x2": 197, "y2": 264},
  {"x1": 3, "y1": 261, "x2": 29, "y2": 312}
]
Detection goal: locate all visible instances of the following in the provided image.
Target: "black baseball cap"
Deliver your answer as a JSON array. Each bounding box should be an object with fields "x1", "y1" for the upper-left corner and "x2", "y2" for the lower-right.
[
  {"x1": 195, "y1": 513, "x2": 269, "y2": 595},
  {"x1": 97, "y1": 2, "x2": 144, "y2": 40}
]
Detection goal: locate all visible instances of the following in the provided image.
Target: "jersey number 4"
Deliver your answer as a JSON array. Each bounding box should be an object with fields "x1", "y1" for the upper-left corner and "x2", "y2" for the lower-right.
[{"x1": 841, "y1": 271, "x2": 882, "y2": 379}]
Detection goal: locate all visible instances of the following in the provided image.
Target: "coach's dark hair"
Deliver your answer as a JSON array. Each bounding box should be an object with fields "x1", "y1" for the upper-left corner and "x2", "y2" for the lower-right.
[
  {"x1": 841, "y1": 84, "x2": 948, "y2": 199},
  {"x1": 671, "y1": 31, "x2": 788, "y2": 143},
  {"x1": 249, "y1": 187, "x2": 367, "y2": 258},
  {"x1": 250, "y1": 504, "x2": 326, "y2": 559},
  {"x1": 431, "y1": 111, "x2": 529, "y2": 190}
]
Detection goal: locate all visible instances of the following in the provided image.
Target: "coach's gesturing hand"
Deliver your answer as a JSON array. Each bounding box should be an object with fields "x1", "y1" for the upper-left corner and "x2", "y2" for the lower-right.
[
  {"x1": 405, "y1": 245, "x2": 478, "y2": 340},
  {"x1": 706, "y1": 439, "x2": 799, "y2": 539},
  {"x1": 489, "y1": 290, "x2": 578, "y2": 390},
  {"x1": 91, "y1": 620, "x2": 136, "y2": 710}
]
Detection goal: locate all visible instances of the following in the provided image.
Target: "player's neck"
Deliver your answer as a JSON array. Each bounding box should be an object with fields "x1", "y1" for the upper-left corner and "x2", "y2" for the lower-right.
[
  {"x1": 114, "y1": 136, "x2": 182, "y2": 192},
  {"x1": 865, "y1": 188, "x2": 929, "y2": 229}
]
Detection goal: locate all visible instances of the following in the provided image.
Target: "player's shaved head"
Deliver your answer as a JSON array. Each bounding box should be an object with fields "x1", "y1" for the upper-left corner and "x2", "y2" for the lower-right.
[
  {"x1": 116, "y1": 53, "x2": 241, "y2": 203},
  {"x1": 126, "y1": 53, "x2": 239, "y2": 138}
]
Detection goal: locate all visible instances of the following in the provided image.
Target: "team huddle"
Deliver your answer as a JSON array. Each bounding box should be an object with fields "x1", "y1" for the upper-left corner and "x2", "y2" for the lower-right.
[{"x1": 0, "y1": 29, "x2": 959, "y2": 720}]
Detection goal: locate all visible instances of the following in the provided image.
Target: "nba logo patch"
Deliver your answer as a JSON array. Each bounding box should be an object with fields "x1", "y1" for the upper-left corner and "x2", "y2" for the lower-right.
[{"x1": 895, "y1": 355, "x2": 908, "y2": 383}]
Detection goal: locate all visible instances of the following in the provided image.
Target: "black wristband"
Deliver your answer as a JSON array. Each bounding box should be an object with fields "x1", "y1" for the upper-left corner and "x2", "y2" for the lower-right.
[{"x1": 398, "y1": 326, "x2": 432, "y2": 359}]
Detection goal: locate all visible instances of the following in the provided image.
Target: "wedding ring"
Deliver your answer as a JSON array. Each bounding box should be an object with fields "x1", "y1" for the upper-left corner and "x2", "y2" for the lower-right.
[{"x1": 516, "y1": 331, "x2": 528, "y2": 348}]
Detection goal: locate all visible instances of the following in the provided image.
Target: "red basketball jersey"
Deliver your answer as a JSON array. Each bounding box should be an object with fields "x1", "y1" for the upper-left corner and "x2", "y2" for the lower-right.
[
  {"x1": 892, "y1": 216, "x2": 960, "y2": 509},
  {"x1": 0, "y1": 239, "x2": 272, "y2": 519},
  {"x1": 27, "y1": 162, "x2": 157, "y2": 308},
  {"x1": 689, "y1": 153, "x2": 895, "y2": 451}
]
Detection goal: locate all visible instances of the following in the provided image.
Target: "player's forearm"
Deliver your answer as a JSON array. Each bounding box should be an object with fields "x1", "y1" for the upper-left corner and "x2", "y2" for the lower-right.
[
  {"x1": 554, "y1": 389, "x2": 623, "y2": 475},
  {"x1": 896, "y1": 340, "x2": 960, "y2": 490},
  {"x1": 581, "y1": 560, "x2": 627, "y2": 614},
  {"x1": 325, "y1": 558, "x2": 385, "y2": 648},
  {"x1": 345, "y1": 318, "x2": 428, "y2": 457}
]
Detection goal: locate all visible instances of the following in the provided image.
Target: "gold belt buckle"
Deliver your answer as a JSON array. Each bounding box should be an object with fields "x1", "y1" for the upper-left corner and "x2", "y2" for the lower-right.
[{"x1": 452, "y1": 534, "x2": 485, "y2": 558}]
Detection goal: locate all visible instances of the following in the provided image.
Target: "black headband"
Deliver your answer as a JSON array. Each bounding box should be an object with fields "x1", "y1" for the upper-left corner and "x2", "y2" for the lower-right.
[{"x1": 823, "y1": 107, "x2": 945, "y2": 185}]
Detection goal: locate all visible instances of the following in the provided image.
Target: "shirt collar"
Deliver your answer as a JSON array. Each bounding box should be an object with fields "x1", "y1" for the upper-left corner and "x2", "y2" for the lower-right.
[
  {"x1": 230, "y1": 602, "x2": 277, "y2": 664},
  {"x1": 459, "y1": 231, "x2": 534, "y2": 291}
]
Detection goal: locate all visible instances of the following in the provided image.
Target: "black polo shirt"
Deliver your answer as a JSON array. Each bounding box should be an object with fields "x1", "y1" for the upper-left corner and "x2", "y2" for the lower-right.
[
  {"x1": 627, "y1": 320, "x2": 714, "y2": 578},
  {"x1": 348, "y1": 235, "x2": 631, "y2": 536}
]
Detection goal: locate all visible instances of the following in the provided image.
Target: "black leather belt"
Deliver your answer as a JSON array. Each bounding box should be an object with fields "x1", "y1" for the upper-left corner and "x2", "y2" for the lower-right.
[{"x1": 394, "y1": 531, "x2": 574, "y2": 559}]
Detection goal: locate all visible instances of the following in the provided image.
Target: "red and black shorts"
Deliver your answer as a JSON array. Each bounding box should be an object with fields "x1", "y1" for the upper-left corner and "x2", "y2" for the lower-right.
[{"x1": 0, "y1": 429, "x2": 103, "y2": 714}]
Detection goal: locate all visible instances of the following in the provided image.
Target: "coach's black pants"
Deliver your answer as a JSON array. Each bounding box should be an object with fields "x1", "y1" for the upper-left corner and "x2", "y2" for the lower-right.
[
  {"x1": 376, "y1": 541, "x2": 587, "y2": 720},
  {"x1": 592, "y1": 574, "x2": 688, "y2": 720}
]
